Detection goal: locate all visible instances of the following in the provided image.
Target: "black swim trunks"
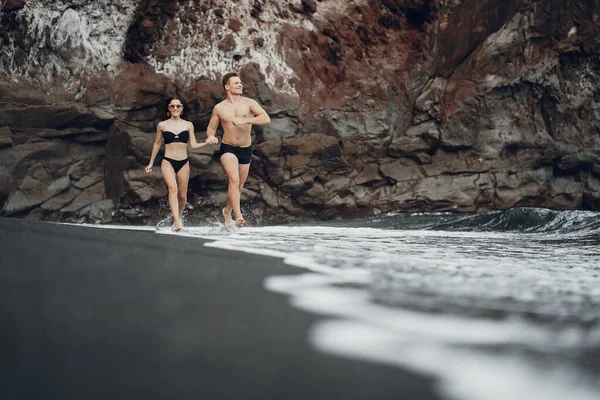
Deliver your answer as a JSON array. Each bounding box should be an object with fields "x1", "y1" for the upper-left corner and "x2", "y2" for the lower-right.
[{"x1": 219, "y1": 143, "x2": 253, "y2": 164}]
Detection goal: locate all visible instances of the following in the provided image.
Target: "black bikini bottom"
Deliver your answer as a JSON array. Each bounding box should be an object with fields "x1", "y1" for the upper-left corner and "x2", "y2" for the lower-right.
[{"x1": 163, "y1": 157, "x2": 189, "y2": 173}]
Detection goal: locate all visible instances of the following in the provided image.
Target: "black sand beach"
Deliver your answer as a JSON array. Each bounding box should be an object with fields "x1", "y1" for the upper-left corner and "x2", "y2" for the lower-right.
[{"x1": 0, "y1": 217, "x2": 441, "y2": 400}]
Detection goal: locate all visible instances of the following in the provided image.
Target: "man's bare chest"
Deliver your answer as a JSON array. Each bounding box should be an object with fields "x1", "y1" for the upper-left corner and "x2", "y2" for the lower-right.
[{"x1": 220, "y1": 104, "x2": 252, "y2": 122}]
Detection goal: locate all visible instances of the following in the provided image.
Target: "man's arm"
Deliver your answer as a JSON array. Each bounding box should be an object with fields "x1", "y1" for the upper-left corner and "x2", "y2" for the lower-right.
[
  {"x1": 233, "y1": 99, "x2": 270, "y2": 126},
  {"x1": 205, "y1": 106, "x2": 220, "y2": 144}
]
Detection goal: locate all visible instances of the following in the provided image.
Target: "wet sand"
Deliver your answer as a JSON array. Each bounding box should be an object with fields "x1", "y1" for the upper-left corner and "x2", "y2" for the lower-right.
[{"x1": 0, "y1": 217, "x2": 441, "y2": 400}]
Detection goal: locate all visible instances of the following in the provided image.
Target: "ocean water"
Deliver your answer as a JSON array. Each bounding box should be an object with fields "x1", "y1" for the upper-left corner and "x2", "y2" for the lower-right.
[{"x1": 156, "y1": 208, "x2": 599, "y2": 399}]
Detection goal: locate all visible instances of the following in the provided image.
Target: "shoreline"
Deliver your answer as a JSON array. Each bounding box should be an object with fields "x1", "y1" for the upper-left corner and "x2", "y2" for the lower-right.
[{"x1": 0, "y1": 217, "x2": 441, "y2": 400}]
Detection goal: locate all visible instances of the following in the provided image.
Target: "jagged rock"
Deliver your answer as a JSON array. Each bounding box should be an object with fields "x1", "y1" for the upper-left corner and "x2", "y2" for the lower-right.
[
  {"x1": 354, "y1": 164, "x2": 383, "y2": 186},
  {"x1": 324, "y1": 176, "x2": 351, "y2": 197},
  {"x1": 189, "y1": 154, "x2": 212, "y2": 169},
  {"x1": 1, "y1": 0, "x2": 600, "y2": 223},
  {"x1": 260, "y1": 117, "x2": 299, "y2": 141},
  {"x1": 557, "y1": 153, "x2": 595, "y2": 173},
  {"x1": 3, "y1": 163, "x2": 71, "y2": 215},
  {"x1": 67, "y1": 161, "x2": 86, "y2": 180},
  {"x1": 254, "y1": 139, "x2": 283, "y2": 158},
  {"x1": 494, "y1": 168, "x2": 553, "y2": 209},
  {"x1": 228, "y1": 18, "x2": 243, "y2": 32},
  {"x1": 0, "y1": 105, "x2": 113, "y2": 130},
  {"x1": 323, "y1": 195, "x2": 357, "y2": 218},
  {"x1": 0, "y1": 126, "x2": 13, "y2": 148},
  {"x1": 389, "y1": 121, "x2": 438, "y2": 156},
  {"x1": 73, "y1": 132, "x2": 109, "y2": 143},
  {"x1": 88, "y1": 199, "x2": 116, "y2": 223},
  {"x1": 420, "y1": 151, "x2": 488, "y2": 177},
  {"x1": 41, "y1": 187, "x2": 82, "y2": 212},
  {"x1": 259, "y1": 183, "x2": 279, "y2": 208},
  {"x1": 584, "y1": 174, "x2": 600, "y2": 208},
  {"x1": 281, "y1": 134, "x2": 340, "y2": 156},
  {"x1": 280, "y1": 175, "x2": 312, "y2": 194},
  {"x1": 37, "y1": 125, "x2": 110, "y2": 143},
  {"x1": 218, "y1": 34, "x2": 236, "y2": 52},
  {"x1": 296, "y1": 183, "x2": 327, "y2": 208},
  {"x1": 61, "y1": 181, "x2": 106, "y2": 213},
  {"x1": 549, "y1": 176, "x2": 584, "y2": 209},
  {"x1": 3, "y1": 0, "x2": 24, "y2": 11},
  {"x1": 379, "y1": 159, "x2": 423, "y2": 182},
  {"x1": 73, "y1": 172, "x2": 105, "y2": 190},
  {"x1": 124, "y1": 169, "x2": 167, "y2": 202}
]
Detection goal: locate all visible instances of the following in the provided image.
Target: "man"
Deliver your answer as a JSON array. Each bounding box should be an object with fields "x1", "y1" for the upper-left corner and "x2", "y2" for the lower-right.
[{"x1": 205, "y1": 72, "x2": 271, "y2": 229}]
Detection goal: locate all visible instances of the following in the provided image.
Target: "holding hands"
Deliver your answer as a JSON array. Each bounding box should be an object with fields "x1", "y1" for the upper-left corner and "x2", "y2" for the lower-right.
[{"x1": 205, "y1": 136, "x2": 219, "y2": 145}]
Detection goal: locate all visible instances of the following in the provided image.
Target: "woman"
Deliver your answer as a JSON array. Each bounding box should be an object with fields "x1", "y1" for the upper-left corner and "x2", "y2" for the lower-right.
[{"x1": 145, "y1": 97, "x2": 216, "y2": 231}]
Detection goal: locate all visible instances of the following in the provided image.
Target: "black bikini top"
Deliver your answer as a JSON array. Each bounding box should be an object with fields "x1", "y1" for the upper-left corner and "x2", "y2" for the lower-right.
[{"x1": 163, "y1": 130, "x2": 189, "y2": 144}]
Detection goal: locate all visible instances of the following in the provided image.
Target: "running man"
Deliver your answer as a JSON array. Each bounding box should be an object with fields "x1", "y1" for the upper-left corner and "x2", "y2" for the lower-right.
[{"x1": 205, "y1": 72, "x2": 271, "y2": 229}]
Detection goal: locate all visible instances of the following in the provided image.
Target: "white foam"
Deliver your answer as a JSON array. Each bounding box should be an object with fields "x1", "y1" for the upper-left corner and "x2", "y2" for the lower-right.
[{"x1": 190, "y1": 224, "x2": 600, "y2": 400}]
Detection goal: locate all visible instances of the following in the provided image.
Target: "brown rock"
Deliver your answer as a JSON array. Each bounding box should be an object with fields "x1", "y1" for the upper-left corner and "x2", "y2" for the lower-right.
[
  {"x1": 324, "y1": 176, "x2": 351, "y2": 197},
  {"x1": 41, "y1": 187, "x2": 82, "y2": 212},
  {"x1": 0, "y1": 126, "x2": 13, "y2": 148},
  {"x1": 354, "y1": 164, "x2": 383, "y2": 185},
  {"x1": 254, "y1": 139, "x2": 283, "y2": 158},
  {"x1": 379, "y1": 159, "x2": 422, "y2": 182},
  {"x1": 290, "y1": 0, "x2": 317, "y2": 15},
  {"x1": 3, "y1": 163, "x2": 71, "y2": 215},
  {"x1": 389, "y1": 121, "x2": 437, "y2": 157},
  {"x1": 260, "y1": 117, "x2": 299, "y2": 141},
  {"x1": 281, "y1": 134, "x2": 340, "y2": 156},
  {"x1": 323, "y1": 195, "x2": 357, "y2": 218},
  {"x1": 260, "y1": 183, "x2": 280, "y2": 208},
  {"x1": 218, "y1": 34, "x2": 236, "y2": 52},
  {"x1": 124, "y1": 168, "x2": 167, "y2": 202},
  {"x1": 420, "y1": 151, "x2": 488, "y2": 177},
  {"x1": 296, "y1": 183, "x2": 327, "y2": 208},
  {"x1": 0, "y1": 105, "x2": 113, "y2": 130},
  {"x1": 73, "y1": 172, "x2": 104, "y2": 190},
  {"x1": 280, "y1": 175, "x2": 312, "y2": 194},
  {"x1": 88, "y1": 199, "x2": 116, "y2": 223},
  {"x1": 189, "y1": 154, "x2": 212, "y2": 169},
  {"x1": 60, "y1": 181, "x2": 106, "y2": 213},
  {"x1": 3, "y1": 0, "x2": 25, "y2": 11},
  {"x1": 228, "y1": 18, "x2": 243, "y2": 32}
]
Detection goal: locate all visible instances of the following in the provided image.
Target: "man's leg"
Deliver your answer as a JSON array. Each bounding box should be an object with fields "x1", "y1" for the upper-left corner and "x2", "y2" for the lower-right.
[
  {"x1": 235, "y1": 163, "x2": 251, "y2": 227},
  {"x1": 175, "y1": 162, "x2": 190, "y2": 224},
  {"x1": 220, "y1": 153, "x2": 240, "y2": 229},
  {"x1": 161, "y1": 160, "x2": 181, "y2": 230}
]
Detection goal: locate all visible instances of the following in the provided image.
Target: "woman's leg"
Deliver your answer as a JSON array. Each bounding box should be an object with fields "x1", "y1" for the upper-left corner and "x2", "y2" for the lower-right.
[
  {"x1": 175, "y1": 162, "x2": 190, "y2": 223},
  {"x1": 161, "y1": 160, "x2": 181, "y2": 230}
]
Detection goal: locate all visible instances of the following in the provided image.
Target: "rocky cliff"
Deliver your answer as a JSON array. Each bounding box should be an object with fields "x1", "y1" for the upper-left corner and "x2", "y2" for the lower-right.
[{"x1": 1, "y1": 0, "x2": 599, "y2": 225}]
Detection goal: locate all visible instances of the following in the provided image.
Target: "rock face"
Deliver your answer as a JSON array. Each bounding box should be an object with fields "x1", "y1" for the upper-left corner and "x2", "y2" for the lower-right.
[{"x1": 1, "y1": 0, "x2": 600, "y2": 225}]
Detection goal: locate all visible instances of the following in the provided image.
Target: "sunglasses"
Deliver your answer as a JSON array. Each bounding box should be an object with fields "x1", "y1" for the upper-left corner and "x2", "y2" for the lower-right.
[{"x1": 169, "y1": 104, "x2": 183, "y2": 109}]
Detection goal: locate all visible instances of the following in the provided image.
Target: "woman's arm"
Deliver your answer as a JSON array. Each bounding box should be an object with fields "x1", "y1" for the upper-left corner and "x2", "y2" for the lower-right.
[
  {"x1": 145, "y1": 122, "x2": 163, "y2": 173},
  {"x1": 189, "y1": 120, "x2": 209, "y2": 150}
]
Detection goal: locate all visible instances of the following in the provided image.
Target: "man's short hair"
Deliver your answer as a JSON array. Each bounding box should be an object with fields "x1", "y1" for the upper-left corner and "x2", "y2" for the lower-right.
[{"x1": 222, "y1": 72, "x2": 239, "y2": 90}]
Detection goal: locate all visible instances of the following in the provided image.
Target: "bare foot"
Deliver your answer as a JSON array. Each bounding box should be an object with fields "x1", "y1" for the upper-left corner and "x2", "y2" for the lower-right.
[
  {"x1": 172, "y1": 224, "x2": 182, "y2": 232},
  {"x1": 222, "y1": 208, "x2": 233, "y2": 230},
  {"x1": 235, "y1": 216, "x2": 245, "y2": 228}
]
